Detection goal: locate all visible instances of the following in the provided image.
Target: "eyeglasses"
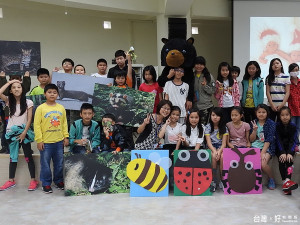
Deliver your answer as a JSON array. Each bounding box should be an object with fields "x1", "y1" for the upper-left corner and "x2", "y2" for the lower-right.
[
  {"x1": 161, "y1": 107, "x2": 171, "y2": 111},
  {"x1": 175, "y1": 68, "x2": 184, "y2": 73}
]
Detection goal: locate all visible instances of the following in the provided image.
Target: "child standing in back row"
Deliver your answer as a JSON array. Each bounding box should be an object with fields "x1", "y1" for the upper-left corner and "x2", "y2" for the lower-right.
[
  {"x1": 30, "y1": 68, "x2": 51, "y2": 96},
  {"x1": 287, "y1": 63, "x2": 300, "y2": 131},
  {"x1": 241, "y1": 61, "x2": 264, "y2": 123},
  {"x1": 215, "y1": 62, "x2": 240, "y2": 124},
  {"x1": 164, "y1": 68, "x2": 189, "y2": 124},
  {"x1": 139, "y1": 65, "x2": 163, "y2": 113},
  {"x1": 193, "y1": 56, "x2": 215, "y2": 125},
  {"x1": 266, "y1": 58, "x2": 290, "y2": 121},
  {"x1": 34, "y1": 84, "x2": 69, "y2": 194}
]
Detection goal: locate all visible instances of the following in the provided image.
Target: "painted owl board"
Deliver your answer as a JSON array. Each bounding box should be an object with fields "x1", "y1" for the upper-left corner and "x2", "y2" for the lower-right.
[
  {"x1": 222, "y1": 148, "x2": 262, "y2": 195},
  {"x1": 127, "y1": 150, "x2": 170, "y2": 197},
  {"x1": 173, "y1": 150, "x2": 213, "y2": 196}
]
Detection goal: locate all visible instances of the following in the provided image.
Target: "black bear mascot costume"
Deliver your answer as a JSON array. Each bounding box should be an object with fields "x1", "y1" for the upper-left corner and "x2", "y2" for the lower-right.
[{"x1": 157, "y1": 18, "x2": 197, "y2": 110}]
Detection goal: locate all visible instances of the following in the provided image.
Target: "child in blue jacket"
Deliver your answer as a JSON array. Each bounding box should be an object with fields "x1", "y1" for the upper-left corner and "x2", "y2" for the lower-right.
[{"x1": 69, "y1": 103, "x2": 100, "y2": 154}]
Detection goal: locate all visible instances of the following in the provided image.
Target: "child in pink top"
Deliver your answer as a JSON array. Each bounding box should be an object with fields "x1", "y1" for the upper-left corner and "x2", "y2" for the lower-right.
[
  {"x1": 227, "y1": 107, "x2": 251, "y2": 148},
  {"x1": 215, "y1": 62, "x2": 240, "y2": 123},
  {"x1": 139, "y1": 65, "x2": 163, "y2": 113}
]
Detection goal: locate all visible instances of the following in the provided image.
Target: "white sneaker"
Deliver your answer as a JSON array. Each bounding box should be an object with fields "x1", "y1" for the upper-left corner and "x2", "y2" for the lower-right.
[{"x1": 219, "y1": 181, "x2": 224, "y2": 191}]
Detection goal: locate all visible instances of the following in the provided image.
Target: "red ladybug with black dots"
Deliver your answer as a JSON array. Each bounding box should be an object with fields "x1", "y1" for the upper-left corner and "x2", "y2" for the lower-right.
[{"x1": 174, "y1": 150, "x2": 212, "y2": 195}]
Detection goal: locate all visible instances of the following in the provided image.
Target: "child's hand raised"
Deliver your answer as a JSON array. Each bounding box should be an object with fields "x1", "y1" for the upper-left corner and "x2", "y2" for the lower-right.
[
  {"x1": 8, "y1": 79, "x2": 21, "y2": 85},
  {"x1": 201, "y1": 77, "x2": 207, "y2": 86},
  {"x1": 103, "y1": 126, "x2": 110, "y2": 137},
  {"x1": 143, "y1": 114, "x2": 151, "y2": 125},
  {"x1": 167, "y1": 69, "x2": 175, "y2": 79},
  {"x1": 165, "y1": 118, "x2": 171, "y2": 125},
  {"x1": 53, "y1": 67, "x2": 61, "y2": 72},
  {"x1": 125, "y1": 52, "x2": 131, "y2": 62},
  {"x1": 0, "y1": 71, "x2": 5, "y2": 77},
  {"x1": 24, "y1": 71, "x2": 30, "y2": 77},
  {"x1": 251, "y1": 120, "x2": 258, "y2": 131}
]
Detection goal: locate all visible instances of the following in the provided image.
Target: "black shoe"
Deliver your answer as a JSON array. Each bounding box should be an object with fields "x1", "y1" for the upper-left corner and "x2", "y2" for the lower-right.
[
  {"x1": 42, "y1": 185, "x2": 53, "y2": 194},
  {"x1": 0, "y1": 147, "x2": 7, "y2": 154},
  {"x1": 55, "y1": 182, "x2": 64, "y2": 190}
]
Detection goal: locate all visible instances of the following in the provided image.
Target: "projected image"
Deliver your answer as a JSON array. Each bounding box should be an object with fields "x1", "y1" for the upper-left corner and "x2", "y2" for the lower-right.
[{"x1": 250, "y1": 17, "x2": 300, "y2": 77}]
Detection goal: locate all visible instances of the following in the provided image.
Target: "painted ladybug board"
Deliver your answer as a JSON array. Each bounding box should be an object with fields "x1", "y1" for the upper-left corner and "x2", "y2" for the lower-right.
[
  {"x1": 173, "y1": 150, "x2": 213, "y2": 196},
  {"x1": 127, "y1": 150, "x2": 170, "y2": 197},
  {"x1": 222, "y1": 148, "x2": 262, "y2": 195}
]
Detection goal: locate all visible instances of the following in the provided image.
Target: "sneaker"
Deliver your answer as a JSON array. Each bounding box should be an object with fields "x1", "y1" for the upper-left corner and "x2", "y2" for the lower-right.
[
  {"x1": 267, "y1": 178, "x2": 276, "y2": 190},
  {"x1": 283, "y1": 190, "x2": 292, "y2": 195},
  {"x1": 0, "y1": 180, "x2": 16, "y2": 191},
  {"x1": 219, "y1": 181, "x2": 224, "y2": 191},
  {"x1": 55, "y1": 182, "x2": 64, "y2": 190},
  {"x1": 211, "y1": 181, "x2": 216, "y2": 192},
  {"x1": 28, "y1": 180, "x2": 38, "y2": 191},
  {"x1": 42, "y1": 186, "x2": 53, "y2": 194},
  {"x1": 282, "y1": 180, "x2": 298, "y2": 191}
]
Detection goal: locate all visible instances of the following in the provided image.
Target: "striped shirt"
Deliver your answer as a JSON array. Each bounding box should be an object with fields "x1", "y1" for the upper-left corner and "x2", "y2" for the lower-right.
[{"x1": 266, "y1": 73, "x2": 290, "y2": 107}]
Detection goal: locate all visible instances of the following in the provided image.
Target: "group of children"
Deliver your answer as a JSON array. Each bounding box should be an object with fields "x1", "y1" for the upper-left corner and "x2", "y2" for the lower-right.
[{"x1": 0, "y1": 52, "x2": 298, "y2": 196}]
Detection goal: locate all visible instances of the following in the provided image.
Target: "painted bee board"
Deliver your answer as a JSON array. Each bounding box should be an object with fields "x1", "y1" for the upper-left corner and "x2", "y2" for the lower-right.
[
  {"x1": 127, "y1": 150, "x2": 170, "y2": 197},
  {"x1": 173, "y1": 150, "x2": 213, "y2": 196},
  {"x1": 64, "y1": 152, "x2": 131, "y2": 196},
  {"x1": 222, "y1": 148, "x2": 262, "y2": 195}
]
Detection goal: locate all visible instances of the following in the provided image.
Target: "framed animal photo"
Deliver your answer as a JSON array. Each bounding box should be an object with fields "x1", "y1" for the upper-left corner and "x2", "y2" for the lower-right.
[
  {"x1": 0, "y1": 41, "x2": 41, "y2": 75},
  {"x1": 222, "y1": 147, "x2": 262, "y2": 195},
  {"x1": 64, "y1": 152, "x2": 131, "y2": 196},
  {"x1": 93, "y1": 84, "x2": 155, "y2": 127},
  {"x1": 52, "y1": 72, "x2": 113, "y2": 110},
  {"x1": 127, "y1": 150, "x2": 170, "y2": 197},
  {"x1": 173, "y1": 150, "x2": 213, "y2": 196}
]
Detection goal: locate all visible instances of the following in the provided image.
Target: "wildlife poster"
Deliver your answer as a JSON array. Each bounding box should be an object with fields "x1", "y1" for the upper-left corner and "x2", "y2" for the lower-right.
[
  {"x1": 222, "y1": 148, "x2": 262, "y2": 195},
  {"x1": 93, "y1": 84, "x2": 155, "y2": 127},
  {"x1": 173, "y1": 150, "x2": 213, "y2": 196},
  {"x1": 64, "y1": 152, "x2": 131, "y2": 196},
  {"x1": 0, "y1": 41, "x2": 41, "y2": 75},
  {"x1": 127, "y1": 150, "x2": 170, "y2": 197},
  {"x1": 52, "y1": 72, "x2": 113, "y2": 110}
]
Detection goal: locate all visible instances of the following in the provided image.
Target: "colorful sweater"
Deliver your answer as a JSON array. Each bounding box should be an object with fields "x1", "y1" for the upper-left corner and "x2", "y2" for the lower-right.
[{"x1": 214, "y1": 79, "x2": 240, "y2": 107}]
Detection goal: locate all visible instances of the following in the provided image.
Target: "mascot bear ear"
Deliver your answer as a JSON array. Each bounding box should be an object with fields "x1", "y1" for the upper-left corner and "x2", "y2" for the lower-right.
[
  {"x1": 161, "y1": 38, "x2": 169, "y2": 44},
  {"x1": 187, "y1": 37, "x2": 194, "y2": 45}
]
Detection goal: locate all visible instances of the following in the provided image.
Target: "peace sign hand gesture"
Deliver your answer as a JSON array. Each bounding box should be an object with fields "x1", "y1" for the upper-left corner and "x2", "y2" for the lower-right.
[{"x1": 251, "y1": 120, "x2": 258, "y2": 131}]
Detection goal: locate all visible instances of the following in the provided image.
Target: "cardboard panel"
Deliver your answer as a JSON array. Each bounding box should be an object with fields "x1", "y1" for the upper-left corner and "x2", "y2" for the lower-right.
[
  {"x1": 127, "y1": 150, "x2": 169, "y2": 197},
  {"x1": 222, "y1": 147, "x2": 262, "y2": 195},
  {"x1": 64, "y1": 152, "x2": 130, "y2": 196},
  {"x1": 92, "y1": 84, "x2": 155, "y2": 127},
  {"x1": 173, "y1": 150, "x2": 213, "y2": 196}
]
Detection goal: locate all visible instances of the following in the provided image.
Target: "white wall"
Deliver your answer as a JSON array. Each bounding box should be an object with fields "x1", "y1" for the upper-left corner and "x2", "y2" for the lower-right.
[
  {"x1": 0, "y1": 0, "x2": 157, "y2": 78},
  {"x1": 192, "y1": 19, "x2": 232, "y2": 77}
]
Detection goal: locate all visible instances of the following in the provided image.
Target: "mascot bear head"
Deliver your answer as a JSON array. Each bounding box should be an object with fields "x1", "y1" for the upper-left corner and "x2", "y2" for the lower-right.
[{"x1": 161, "y1": 37, "x2": 197, "y2": 68}]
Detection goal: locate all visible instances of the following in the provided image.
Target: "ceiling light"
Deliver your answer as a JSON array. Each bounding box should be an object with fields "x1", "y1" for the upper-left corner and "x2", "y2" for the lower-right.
[
  {"x1": 103, "y1": 21, "x2": 111, "y2": 29},
  {"x1": 192, "y1": 27, "x2": 199, "y2": 35}
]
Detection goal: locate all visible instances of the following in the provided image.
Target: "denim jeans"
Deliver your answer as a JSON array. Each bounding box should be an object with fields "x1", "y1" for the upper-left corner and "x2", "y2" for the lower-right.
[{"x1": 40, "y1": 141, "x2": 64, "y2": 186}]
